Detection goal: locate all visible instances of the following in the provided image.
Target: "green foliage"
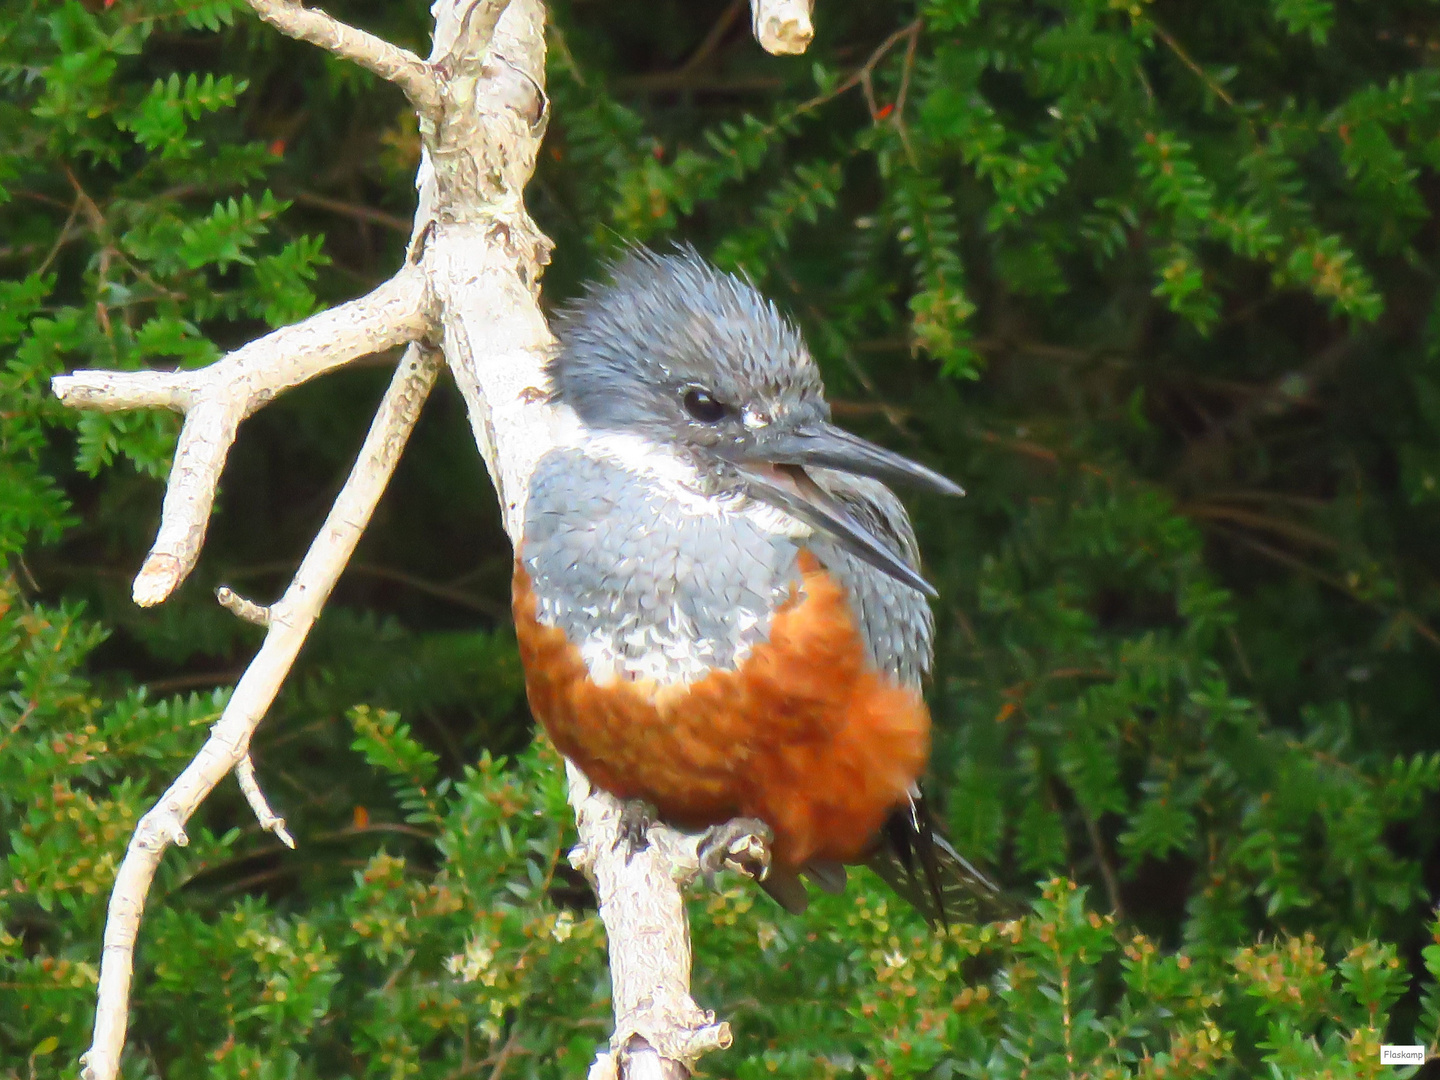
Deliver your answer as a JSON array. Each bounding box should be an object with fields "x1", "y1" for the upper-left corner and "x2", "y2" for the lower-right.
[
  {"x1": 7, "y1": 0, "x2": 1440, "y2": 1077},
  {"x1": 351, "y1": 705, "x2": 445, "y2": 827}
]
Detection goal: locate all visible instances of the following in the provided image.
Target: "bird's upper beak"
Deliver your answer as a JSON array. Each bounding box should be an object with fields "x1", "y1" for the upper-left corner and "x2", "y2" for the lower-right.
[
  {"x1": 748, "y1": 424, "x2": 965, "y2": 497},
  {"x1": 730, "y1": 423, "x2": 963, "y2": 598}
]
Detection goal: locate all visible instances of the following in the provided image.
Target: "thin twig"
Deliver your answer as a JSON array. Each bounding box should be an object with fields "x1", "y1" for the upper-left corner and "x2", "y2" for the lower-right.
[
  {"x1": 1180, "y1": 502, "x2": 1341, "y2": 552},
  {"x1": 792, "y1": 19, "x2": 921, "y2": 122},
  {"x1": 1081, "y1": 809, "x2": 1124, "y2": 919},
  {"x1": 234, "y1": 754, "x2": 296, "y2": 848},
  {"x1": 620, "y1": 0, "x2": 761, "y2": 94},
  {"x1": 619, "y1": 74, "x2": 785, "y2": 95},
  {"x1": 244, "y1": 0, "x2": 442, "y2": 118},
  {"x1": 346, "y1": 562, "x2": 510, "y2": 618},
  {"x1": 216, "y1": 586, "x2": 272, "y2": 626},
  {"x1": 860, "y1": 66, "x2": 879, "y2": 119},
  {"x1": 893, "y1": 22, "x2": 920, "y2": 123},
  {"x1": 36, "y1": 194, "x2": 81, "y2": 277},
  {"x1": 892, "y1": 21, "x2": 921, "y2": 161},
  {"x1": 682, "y1": 0, "x2": 747, "y2": 75},
  {"x1": 486, "y1": 1026, "x2": 523, "y2": 1080},
  {"x1": 290, "y1": 190, "x2": 415, "y2": 235},
  {"x1": 1204, "y1": 520, "x2": 1440, "y2": 651},
  {"x1": 1175, "y1": 333, "x2": 1362, "y2": 480},
  {"x1": 1146, "y1": 20, "x2": 1235, "y2": 109}
]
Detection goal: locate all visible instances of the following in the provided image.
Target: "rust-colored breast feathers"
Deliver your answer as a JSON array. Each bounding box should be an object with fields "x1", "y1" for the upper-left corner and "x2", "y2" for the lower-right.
[{"x1": 512, "y1": 552, "x2": 929, "y2": 870}]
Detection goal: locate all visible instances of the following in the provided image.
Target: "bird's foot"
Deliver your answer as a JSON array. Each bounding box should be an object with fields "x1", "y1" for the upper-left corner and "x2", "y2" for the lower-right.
[
  {"x1": 615, "y1": 799, "x2": 657, "y2": 863},
  {"x1": 697, "y1": 817, "x2": 773, "y2": 886}
]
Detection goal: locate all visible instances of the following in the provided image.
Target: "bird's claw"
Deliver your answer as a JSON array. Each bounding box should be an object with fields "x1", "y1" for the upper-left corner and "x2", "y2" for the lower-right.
[
  {"x1": 615, "y1": 799, "x2": 657, "y2": 863},
  {"x1": 697, "y1": 817, "x2": 773, "y2": 885}
]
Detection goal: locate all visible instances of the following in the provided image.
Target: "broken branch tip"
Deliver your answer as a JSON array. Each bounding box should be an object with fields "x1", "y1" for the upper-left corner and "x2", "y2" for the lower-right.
[{"x1": 132, "y1": 555, "x2": 181, "y2": 607}]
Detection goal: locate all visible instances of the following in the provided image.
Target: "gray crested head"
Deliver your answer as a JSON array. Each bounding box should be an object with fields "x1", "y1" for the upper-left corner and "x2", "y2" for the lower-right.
[
  {"x1": 548, "y1": 246, "x2": 829, "y2": 454},
  {"x1": 547, "y1": 246, "x2": 965, "y2": 598}
]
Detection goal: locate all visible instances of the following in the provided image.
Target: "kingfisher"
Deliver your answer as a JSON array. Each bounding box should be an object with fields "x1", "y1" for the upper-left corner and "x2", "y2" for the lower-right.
[{"x1": 512, "y1": 247, "x2": 1001, "y2": 923}]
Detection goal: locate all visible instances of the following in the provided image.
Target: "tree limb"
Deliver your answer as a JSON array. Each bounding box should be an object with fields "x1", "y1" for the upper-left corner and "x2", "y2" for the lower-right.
[
  {"x1": 566, "y1": 765, "x2": 732, "y2": 1079},
  {"x1": 53, "y1": 268, "x2": 431, "y2": 607},
  {"x1": 77, "y1": 343, "x2": 441, "y2": 1080},
  {"x1": 244, "y1": 0, "x2": 443, "y2": 118},
  {"x1": 435, "y1": 0, "x2": 516, "y2": 79}
]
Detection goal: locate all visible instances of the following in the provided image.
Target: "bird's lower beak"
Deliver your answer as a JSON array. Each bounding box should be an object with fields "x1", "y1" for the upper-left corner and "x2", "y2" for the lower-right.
[{"x1": 732, "y1": 423, "x2": 960, "y2": 597}]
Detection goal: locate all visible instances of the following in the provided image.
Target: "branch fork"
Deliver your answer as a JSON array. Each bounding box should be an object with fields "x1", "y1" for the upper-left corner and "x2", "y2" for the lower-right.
[
  {"x1": 54, "y1": 1, "x2": 815, "y2": 1078},
  {"x1": 53, "y1": 267, "x2": 431, "y2": 607}
]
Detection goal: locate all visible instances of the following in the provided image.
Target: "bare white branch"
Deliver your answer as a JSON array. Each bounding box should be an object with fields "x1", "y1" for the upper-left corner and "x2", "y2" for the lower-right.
[
  {"x1": 79, "y1": 344, "x2": 441, "y2": 1080},
  {"x1": 435, "y1": 0, "x2": 515, "y2": 78},
  {"x1": 53, "y1": 268, "x2": 432, "y2": 607},
  {"x1": 750, "y1": 0, "x2": 814, "y2": 55},
  {"x1": 216, "y1": 585, "x2": 272, "y2": 627},
  {"x1": 235, "y1": 754, "x2": 296, "y2": 848},
  {"x1": 566, "y1": 765, "x2": 733, "y2": 1078},
  {"x1": 244, "y1": 0, "x2": 442, "y2": 118},
  {"x1": 423, "y1": 0, "x2": 554, "y2": 536},
  {"x1": 49, "y1": 370, "x2": 196, "y2": 412},
  {"x1": 132, "y1": 399, "x2": 239, "y2": 607},
  {"x1": 425, "y1": 0, "x2": 549, "y2": 219}
]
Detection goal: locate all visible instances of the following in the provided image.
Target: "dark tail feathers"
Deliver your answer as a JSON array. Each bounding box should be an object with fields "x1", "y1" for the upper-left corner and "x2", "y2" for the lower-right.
[
  {"x1": 866, "y1": 792, "x2": 1012, "y2": 929},
  {"x1": 758, "y1": 792, "x2": 1014, "y2": 928}
]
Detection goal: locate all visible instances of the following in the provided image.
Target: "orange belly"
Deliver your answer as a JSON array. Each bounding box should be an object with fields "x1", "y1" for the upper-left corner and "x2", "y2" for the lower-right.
[{"x1": 512, "y1": 552, "x2": 930, "y2": 870}]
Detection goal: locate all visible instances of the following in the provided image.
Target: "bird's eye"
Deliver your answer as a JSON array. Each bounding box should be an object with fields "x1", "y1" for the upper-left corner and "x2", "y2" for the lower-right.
[{"x1": 683, "y1": 387, "x2": 729, "y2": 423}]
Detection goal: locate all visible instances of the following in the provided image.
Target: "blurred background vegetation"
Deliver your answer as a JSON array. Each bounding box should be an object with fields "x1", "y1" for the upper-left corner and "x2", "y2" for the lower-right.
[{"x1": 6, "y1": 0, "x2": 1440, "y2": 1075}]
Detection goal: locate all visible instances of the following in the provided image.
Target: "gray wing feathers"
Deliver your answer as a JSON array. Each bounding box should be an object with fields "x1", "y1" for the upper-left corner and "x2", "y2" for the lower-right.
[{"x1": 805, "y1": 471, "x2": 935, "y2": 690}]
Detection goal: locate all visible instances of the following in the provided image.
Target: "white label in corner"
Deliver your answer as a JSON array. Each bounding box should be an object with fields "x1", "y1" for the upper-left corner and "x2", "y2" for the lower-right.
[{"x1": 1380, "y1": 1046, "x2": 1426, "y2": 1066}]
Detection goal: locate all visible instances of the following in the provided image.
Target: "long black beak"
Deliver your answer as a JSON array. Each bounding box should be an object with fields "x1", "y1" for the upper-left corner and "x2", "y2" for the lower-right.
[{"x1": 732, "y1": 425, "x2": 962, "y2": 598}]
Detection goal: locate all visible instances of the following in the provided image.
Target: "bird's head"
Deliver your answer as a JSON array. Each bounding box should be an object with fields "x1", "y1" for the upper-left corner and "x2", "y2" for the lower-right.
[{"x1": 547, "y1": 247, "x2": 962, "y2": 596}]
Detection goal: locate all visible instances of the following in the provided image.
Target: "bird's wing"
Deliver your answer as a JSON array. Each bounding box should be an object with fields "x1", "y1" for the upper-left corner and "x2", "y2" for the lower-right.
[{"x1": 803, "y1": 470, "x2": 935, "y2": 691}]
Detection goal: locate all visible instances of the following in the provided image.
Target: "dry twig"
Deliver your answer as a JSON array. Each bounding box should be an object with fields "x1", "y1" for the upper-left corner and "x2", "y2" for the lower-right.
[{"x1": 246, "y1": 0, "x2": 442, "y2": 117}]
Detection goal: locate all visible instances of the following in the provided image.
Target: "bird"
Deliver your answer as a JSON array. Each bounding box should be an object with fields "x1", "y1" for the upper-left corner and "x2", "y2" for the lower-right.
[{"x1": 511, "y1": 246, "x2": 1003, "y2": 925}]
